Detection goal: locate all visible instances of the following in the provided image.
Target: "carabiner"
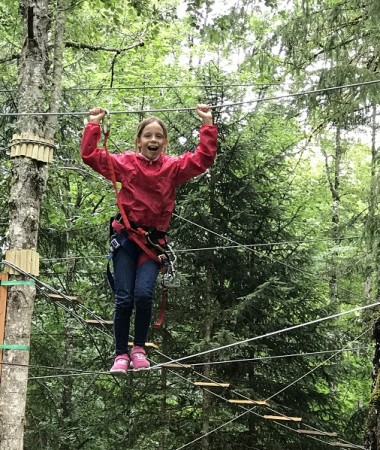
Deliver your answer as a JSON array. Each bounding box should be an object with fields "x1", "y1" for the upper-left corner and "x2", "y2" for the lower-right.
[{"x1": 101, "y1": 109, "x2": 110, "y2": 136}]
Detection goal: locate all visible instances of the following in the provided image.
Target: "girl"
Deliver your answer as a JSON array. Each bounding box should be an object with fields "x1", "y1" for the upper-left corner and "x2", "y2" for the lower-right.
[{"x1": 81, "y1": 105, "x2": 218, "y2": 373}]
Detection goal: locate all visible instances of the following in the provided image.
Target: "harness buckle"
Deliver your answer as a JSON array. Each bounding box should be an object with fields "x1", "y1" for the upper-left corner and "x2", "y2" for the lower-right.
[{"x1": 110, "y1": 237, "x2": 121, "y2": 251}]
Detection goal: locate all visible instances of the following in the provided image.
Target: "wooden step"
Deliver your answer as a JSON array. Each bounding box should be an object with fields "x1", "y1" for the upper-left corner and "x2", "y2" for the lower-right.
[
  {"x1": 297, "y1": 429, "x2": 337, "y2": 437},
  {"x1": 129, "y1": 342, "x2": 159, "y2": 349},
  {"x1": 263, "y1": 415, "x2": 302, "y2": 422},
  {"x1": 47, "y1": 293, "x2": 81, "y2": 303},
  {"x1": 161, "y1": 363, "x2": 192, "y2": 369},
  {"x1": 228, "y1": 399, "x2": 269, "y2": 406},
  {"x1": 193, "y1": 381, "x2": 230, "y2": 388},
  {"x1": 85, "y1": 319, "x2": 113, "y2": 327}
]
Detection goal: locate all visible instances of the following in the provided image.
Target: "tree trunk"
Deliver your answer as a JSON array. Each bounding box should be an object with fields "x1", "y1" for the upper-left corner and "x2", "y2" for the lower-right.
[
  {"x1": 365, "y1": 106, "x2": 380, "y2": 450},
  {"x1": 201, "y1": 164, "x2": 217, "y2": 450},
  {"x1": 325, "y1": 126, "x2": 342, "y2": 303},
  {"x1": 0, "y1": 1, "x2": 67, "y2": 448},
  {"x1": 247, "y1": 358, "x2": 256, "y2": 446},
  {"x1": 158, "y1": 330, "x2": 170, "y2": 450},
  {"x1": 201, "y1": 265, "x2": 214, "y2": 450}
]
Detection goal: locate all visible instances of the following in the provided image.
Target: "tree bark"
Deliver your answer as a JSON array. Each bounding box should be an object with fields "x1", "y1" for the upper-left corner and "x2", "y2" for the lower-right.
[{"x1": 0, "y1": 1, "x2": 67, "y2": 448}]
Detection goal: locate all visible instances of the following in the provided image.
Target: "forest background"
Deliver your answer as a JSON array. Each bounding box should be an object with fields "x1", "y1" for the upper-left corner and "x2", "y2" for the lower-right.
[{"x1": 1, "y1": 0, "x2": 380, "y2": 449}]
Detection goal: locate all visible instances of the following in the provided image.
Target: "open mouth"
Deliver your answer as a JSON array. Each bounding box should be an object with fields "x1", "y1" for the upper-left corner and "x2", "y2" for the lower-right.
[{"x1": 148, "y1": 146, "x2": 159, "y2": 152}]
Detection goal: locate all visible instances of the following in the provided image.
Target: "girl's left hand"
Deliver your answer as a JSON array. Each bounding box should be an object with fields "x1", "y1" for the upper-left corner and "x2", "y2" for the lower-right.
[{"x1": 196, "y1": 104, "x2": 213, "y2": 125}]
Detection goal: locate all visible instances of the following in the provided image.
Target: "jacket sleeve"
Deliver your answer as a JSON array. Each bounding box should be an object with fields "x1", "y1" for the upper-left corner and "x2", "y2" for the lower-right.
[
  {"x1": 80, "y1": 122, "x2": 126, "y2": 182},
  {"x1": 172, "y1": 125, "x2": 218, "y2": 186}
]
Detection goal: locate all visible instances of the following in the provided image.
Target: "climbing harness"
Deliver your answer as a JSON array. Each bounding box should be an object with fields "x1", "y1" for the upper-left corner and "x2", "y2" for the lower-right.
[{"x1": 100, "y1": 110, "x2": 179, "y2": 328}]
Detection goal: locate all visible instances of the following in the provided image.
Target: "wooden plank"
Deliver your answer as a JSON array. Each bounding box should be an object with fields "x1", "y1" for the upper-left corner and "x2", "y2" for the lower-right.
[
  {"x1": 331, "y1": 443, "x2": 364, "y2": 449},
  {"x1": 85, "y1": 319, "x2": 113, "y2": 327},
  {"x1": 0, "y1": 273, "x2": 8, "y2": 378},
  {"x1": 263, "y1": 415, "x2": 302, "y2": 422},
  {"x1": 228, "y1": 399, "x2": 270, "y2": 406},
  {"x1": 47, "y1": 293, "x2": 81, "y2": 303},
  {"x1": 5, "y1": 249, "x2": 39, "y2": 275},
  {"x1": 161, "y1": 363, "x2": 192, "y2": 369},
  {"x1": 194, "y1": 381, "x2": 230, "y2": 388},
  {"x1": 129, "y1": 342, "x2": 159, "y2": 350},
  {"x1": 297, "y1": 429, "x2": 337, "y2": 437}
]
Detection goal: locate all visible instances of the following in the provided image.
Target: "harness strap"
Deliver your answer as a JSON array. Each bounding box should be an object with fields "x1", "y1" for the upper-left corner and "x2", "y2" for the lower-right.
[
  {"x1": 153, "y1": 288, "x2": 168, "y2": 329},
  {"x1": 106, "y1": 260, "x2": 115, "y2": 292},
  {"x1": 114, "y1": 213, "x2": 167, "y2": 239},
  {"x1": 103, "y1": 131, "x2": 162, "y2": 265}
]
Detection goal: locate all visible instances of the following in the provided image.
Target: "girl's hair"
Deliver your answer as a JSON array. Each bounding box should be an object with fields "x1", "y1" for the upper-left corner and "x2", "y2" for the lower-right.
[{"x1": 134, "y1": 117, "x2": 168, "y2": 150}]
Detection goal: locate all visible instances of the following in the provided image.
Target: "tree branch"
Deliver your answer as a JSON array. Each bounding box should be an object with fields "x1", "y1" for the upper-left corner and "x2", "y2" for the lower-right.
[
  {"x1": 65, "y1": 40, "x2": 144, "y2": 52},
  {"x1": 0, "y1": 39, "x2": 145, "y2": 65},
  {"x1": 0, "y1": 54, "x2": 20, "y2": 64}
]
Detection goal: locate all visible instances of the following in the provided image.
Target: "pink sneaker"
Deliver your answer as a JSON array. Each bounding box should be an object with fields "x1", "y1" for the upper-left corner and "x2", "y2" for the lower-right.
[
  {"x1": 110, "y1": 354, "x2": 130, "y2": 375},
  {"x1": 130, "y1": 346, "x2": 150, "y2": 370}
]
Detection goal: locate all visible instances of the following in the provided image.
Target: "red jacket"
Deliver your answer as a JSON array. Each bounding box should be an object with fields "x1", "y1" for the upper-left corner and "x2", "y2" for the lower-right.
[{"x1": 81, "y1": 122, "x2": 218, "y2": 232}]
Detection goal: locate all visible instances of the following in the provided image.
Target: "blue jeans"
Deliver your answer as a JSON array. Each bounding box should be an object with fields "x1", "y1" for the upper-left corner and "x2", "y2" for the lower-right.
[{"x1": 112, "y1": 235, "x2": 159, "y2": 355}]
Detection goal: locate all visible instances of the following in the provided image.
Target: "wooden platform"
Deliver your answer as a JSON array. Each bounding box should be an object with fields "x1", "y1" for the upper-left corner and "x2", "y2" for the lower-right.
[
  {"x1": 297, "y1": 429, "x2": 337, "y2": 437},
  {"x1": 228, "y1": 399, "x2": 269, "y2": 406},
  {"x1": 193, "y1": 381, "x2": 230, "y2": 388},
  {"x1": 263, "y1": 415, "x2": 302, "y2": 422}
]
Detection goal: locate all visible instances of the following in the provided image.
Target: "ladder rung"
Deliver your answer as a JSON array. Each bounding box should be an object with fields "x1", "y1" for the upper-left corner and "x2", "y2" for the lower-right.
[
  {"x1": 263, "y1": 415, "x2": 302, "y2": 422},
  {"x1": 194, "y1": 382, "x2": 230, "y2": 388},
  {"x1": 228, "y1": 399, "x2": 269, "y2": 406},
  {"x1": 297, "y1": 429, "x2": 337, "y2": 437}
]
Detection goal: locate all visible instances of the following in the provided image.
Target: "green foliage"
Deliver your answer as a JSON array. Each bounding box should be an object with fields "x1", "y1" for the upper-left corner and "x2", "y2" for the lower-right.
[{"x1": 0, "y1": 0, "x2": 376, "y2": 448}]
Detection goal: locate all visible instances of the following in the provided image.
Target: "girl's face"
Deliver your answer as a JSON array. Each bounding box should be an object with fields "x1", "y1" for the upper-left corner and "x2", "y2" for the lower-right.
[{"x1": 137, "y1": 121, "x2": 167, "y2": 160}]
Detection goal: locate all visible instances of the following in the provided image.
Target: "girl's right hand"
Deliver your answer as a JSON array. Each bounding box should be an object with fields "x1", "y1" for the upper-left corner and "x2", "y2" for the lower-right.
[{"x1": 88, "y1": 107, "x2": 106, "y2": 124}]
